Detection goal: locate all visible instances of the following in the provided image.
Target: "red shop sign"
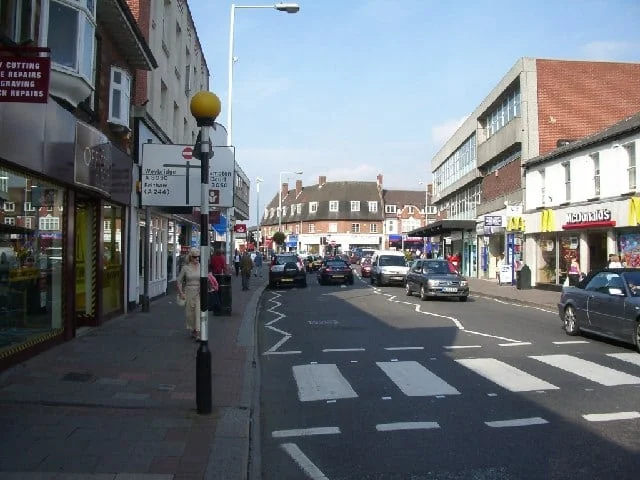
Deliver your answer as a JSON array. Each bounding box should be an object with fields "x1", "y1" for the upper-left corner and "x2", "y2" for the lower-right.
[{"x1": 0, "y1": 46, "x2": 51, "y2": 104}]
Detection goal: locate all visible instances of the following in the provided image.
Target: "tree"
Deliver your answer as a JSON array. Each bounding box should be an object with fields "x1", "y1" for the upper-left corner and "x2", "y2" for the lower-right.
[{"x1": 272, "y1": 231, "x2": 286, "y2": 251}]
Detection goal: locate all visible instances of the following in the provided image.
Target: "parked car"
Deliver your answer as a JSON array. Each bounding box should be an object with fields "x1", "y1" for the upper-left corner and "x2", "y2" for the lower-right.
[
  {"x1": 269, "y1": 253, "x2": 307, "y2": 288},
  {"x1": 405, "y1": 259, "x2": 469, "y2": 301},
  {"x1": 360, "y1": 257, "x2": 372, "y2": 278},
  {"x1": 558, "y1": 268, "x2": 640, "y2": 352},
  {"x1": 370, "y1": 250, "x2": 409, "y2": 286},
  {"x1": 318, "y1": 258, "x2": 354, "y2": 285},
  {"x1": 304, "y1": 255, "x2": 322, "y2": 272}
]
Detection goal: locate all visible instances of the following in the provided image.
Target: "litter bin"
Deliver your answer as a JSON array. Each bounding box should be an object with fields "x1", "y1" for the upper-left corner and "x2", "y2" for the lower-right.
[
  {"x1": 213, "y1": 274, "x2": 232, "y2": 315},
  {"x1": 516, "y1": 264, "x2": 532, "y2": 290}
]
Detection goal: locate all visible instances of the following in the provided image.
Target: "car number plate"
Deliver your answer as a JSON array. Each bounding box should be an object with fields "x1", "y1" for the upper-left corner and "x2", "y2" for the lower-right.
[
  {"x1": 333, "y1": 275, "x2": 344, "y2": 278},
  {"x1": 393, "y1": 276, "x2": 404, "y2": 280},
  {"x1": 442, "y1": 287, "x2": 457, "y2": 293},
  {"x1": 281, "y1": 278, "x2": 293, "y2": 282}
]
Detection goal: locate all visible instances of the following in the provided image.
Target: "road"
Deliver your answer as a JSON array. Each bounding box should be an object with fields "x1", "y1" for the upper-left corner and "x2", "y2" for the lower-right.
[{"x1": 257, "y1": 268, "x2": 640, "y2": 480}]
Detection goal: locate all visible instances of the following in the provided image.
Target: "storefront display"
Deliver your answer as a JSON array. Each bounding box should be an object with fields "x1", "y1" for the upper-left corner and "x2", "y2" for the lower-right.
[
  {"x1": 619, "y1": 233, "x2": 640, "y2": 268},
  {"x1": 102, "y1": 204, "x2": 123, "y2": 316},
  {"x1": 0, "y1": 167, "x2": 65, "y2": 359}
]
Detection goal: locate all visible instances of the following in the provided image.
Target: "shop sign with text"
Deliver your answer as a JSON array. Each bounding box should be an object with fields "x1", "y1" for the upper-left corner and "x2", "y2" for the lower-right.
[
  {"x1": 563, "y1": 209, "x2": 615, "y2": 229},
  {"x1": 0, "y1": 47, "x2": 51, "y2": 104}
]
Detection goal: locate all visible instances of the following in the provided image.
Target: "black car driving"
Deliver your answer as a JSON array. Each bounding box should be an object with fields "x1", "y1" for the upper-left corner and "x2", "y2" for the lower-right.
[
  {"x1": 268, "y1": 253, "x2": 307, "y2": 288},
  {"x1": 318, "y1": 258, "x2": 354, "y2": 285}
]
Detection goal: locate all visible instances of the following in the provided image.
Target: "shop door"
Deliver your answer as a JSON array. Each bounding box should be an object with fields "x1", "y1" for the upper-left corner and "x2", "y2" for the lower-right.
[{"x1": 74, "y1": 200, "x2": 98, "y2": 326}]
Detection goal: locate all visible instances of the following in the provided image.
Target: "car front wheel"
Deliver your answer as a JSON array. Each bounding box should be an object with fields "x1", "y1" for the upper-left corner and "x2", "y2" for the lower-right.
[
  {"x1": 420, "y1": 285, "x2": 428, "y2": 301},
  {"x1": 563, "y1": 305, "x2": 580, "y2": 335},
  {"x1": 405, "y1": 283, "x2": 412, "y2": 296}
]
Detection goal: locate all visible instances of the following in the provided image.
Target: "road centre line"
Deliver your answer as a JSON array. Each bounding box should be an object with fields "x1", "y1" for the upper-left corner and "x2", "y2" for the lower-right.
[
  {"x1": 376, "y1": 422, "x2": 440, "y2": 431},
  {"x1": 485, "y1": 417, "x2": 549, "y2": 428},
  {"x1": 414, "y1": 304, "x2": 464, "y2": 329},
  {"x1": 280, "y1": 443, "x2": 331, "y2": 480},
  {"x1": 582, "y1": 411, "x2": 640, "y2": 422},
  {"x1": 499, "y1": 342, "x2": 532, "y2": 347},
  {"x1": 323, "y1": 348, "x2": 366, "y2": 352},
  {"x1": 553, "y1": 340, "x2": 589, "y2": 345},
  {"x1": 463, "y1": 329, "x2": 523, "y2": 343},
  {"x1": 273, "y1": 427, "x2": 341, "y2": 438},
  {"x1": 385, "y1": 347, "x2": 424, "y2": 351},
  {"x1": 443, "y1": 345, "x2": 482, "y2": 349}
]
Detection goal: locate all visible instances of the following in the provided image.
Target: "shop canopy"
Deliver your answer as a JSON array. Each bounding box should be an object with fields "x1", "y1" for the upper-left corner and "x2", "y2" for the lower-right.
[{"x1": 407, "y1": 219, "x2": 477, "y2": 238}]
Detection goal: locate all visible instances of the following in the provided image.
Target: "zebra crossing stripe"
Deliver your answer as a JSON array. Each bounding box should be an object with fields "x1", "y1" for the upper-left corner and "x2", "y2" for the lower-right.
[
  {"x1": 455, "y1": 358, "x2": 559, "y2": 392},
  {"x1": 583, "y1": 411, "x2": 640, "y2": 422},
  {"x1": 376, "y1": 422, "x2": 440, "y2": 431},
  {"x1": 293, "y1": 364, "x2": 358, "y2": 402},
  {"x1": 485, "y1": 417, "x2": 549, "y2": 428},
  {"x1": 530, "y1": 354, "x2": 640, "y2": 386},
  {"x1": 377, "y1": 361, "x2": 460, "y2": 397},
  {"x1": 607, "y1": 353, "x2": 640, "y2": 368}
]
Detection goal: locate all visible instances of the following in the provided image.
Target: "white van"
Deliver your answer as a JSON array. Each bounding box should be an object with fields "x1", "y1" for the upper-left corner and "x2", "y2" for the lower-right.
[{"x1": 370, "y1": 250, "x2": 409, "y2": 286}]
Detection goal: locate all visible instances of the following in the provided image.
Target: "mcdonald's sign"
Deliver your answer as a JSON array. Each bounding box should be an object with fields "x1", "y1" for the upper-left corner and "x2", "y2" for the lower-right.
[
  {"x1": 628, "y1": 197, "x2": 640, "y2": 226},
  {"x1": 506, "y1": 216, "x2": 525, "y2": 232},
  {"x1": 541, "y1": 209, "x2": 555, "y2": 232}
]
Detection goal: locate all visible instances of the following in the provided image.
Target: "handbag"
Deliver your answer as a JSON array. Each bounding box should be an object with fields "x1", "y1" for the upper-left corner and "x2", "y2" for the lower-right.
[{"x1": 176, "y1": 293, "x2": 186, "y2": 306}]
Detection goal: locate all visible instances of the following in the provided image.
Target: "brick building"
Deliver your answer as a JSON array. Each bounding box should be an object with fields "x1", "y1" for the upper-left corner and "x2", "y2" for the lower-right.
[{"x1": 422, "y1": 57, "x2": 640, "y2": 279}]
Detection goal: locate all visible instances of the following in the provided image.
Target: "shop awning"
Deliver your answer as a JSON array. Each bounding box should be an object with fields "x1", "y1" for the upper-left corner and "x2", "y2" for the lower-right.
[{"x1": 407, "y1": 219, "x2": 477, "y2": 238}]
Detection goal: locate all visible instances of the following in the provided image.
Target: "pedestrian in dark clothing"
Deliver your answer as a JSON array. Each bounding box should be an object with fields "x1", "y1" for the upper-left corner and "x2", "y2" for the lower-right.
[
  {"x1": 233, "y1": 250, "x2": 241, "y2": 277},
  {"x1": 240, "y1": 252, "x2": 253, "y2": 290}
]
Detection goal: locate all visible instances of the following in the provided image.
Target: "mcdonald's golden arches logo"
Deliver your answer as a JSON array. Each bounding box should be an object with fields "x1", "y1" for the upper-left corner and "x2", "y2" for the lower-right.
[
  {"x1": 506, "y1": 216, "x2": 525, "y2": 232},
  {"x1": 628, "y1": 197, "x2": 640, "y2": 226},
  {"x1": 541, "y1": 209, "x2": 555, "y2": 232}
]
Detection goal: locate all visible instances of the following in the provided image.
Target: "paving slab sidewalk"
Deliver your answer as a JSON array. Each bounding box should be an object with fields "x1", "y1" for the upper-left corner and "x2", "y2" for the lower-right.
[
  {"x1": 0, "y1": 269, "x2": 267, "y2": 480},
  {"x1": 467, "y1": 277, "x2": 560, "y2": 310}
]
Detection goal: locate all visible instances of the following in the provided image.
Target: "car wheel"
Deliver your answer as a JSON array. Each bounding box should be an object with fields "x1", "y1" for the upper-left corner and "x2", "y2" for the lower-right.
[
  {"x1": 405, "y1": 282, "x2": 412, "y2": 296},
  {"x1": 300, "y1": 279, "x2": 307, "y2": 288},
  {"x1": 634, "y1": 319, "x2": 640, "y2": 353},
  {"x1": 563, "y1": 305, "x2": 580, "y2": 336},
  {"x1": 348, "y1": 278, "x2": 354, "y2": 285},
  {"x1": 370, "y1": 275, "x2": 375, "y2": 285},
  {"x1": 269, "y1": 282, "x2": 276, "y2": 289},
  {"x1": 420, "y1": 285, "x2": 428, "y2": 301},
  {"x1": 459, "y1": 296, "x2": 468, "y2": 302}
]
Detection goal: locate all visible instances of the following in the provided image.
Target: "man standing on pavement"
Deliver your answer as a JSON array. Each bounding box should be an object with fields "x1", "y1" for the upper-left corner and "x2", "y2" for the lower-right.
[
  {"x1": 240, "y1": 251, "x2": 253, "y2": 290},
  {"x1": 254, "y1": 251, "x2": 263, "y2": 277}
]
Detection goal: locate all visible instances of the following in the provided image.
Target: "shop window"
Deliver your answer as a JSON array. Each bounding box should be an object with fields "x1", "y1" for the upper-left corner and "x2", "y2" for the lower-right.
[
  {"x1": 102, "y1": 203, "x2": 122, "y2": 316},
  {"x1": 108, "y1": 67, "x2": 132, "y2": 129}
]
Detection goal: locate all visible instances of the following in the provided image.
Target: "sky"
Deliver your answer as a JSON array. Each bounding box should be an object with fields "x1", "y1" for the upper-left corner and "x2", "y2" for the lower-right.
[{"x1": 188, "y1": 0, "x2": 640, "y2": 225}]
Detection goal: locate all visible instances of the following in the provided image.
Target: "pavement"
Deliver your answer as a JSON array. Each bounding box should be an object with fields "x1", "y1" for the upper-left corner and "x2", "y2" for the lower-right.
[{"x1": 0, "y1": 267, "x2": 561, "y2": 480}]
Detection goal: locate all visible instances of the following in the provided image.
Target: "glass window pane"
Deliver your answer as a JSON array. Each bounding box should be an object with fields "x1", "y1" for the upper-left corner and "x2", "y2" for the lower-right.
[
  {"x1": 81, "y1": 16, "x2": 94, "y2": 79},
  {"x1": 113, "y1": 69, "x2": 121, "y2": 84},
  {"x1": 48, "y1": 2, "x2": 78, "y2": 69},
  {"x1": 111, "y1": 89, "x2": 121, "y2": 119}
]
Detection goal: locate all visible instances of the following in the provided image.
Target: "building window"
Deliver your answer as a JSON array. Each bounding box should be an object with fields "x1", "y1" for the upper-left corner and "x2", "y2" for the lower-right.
[
  {"x1": 296, "y1": 203, "x2": 302, "y2": 214},
  {"x1": 4, "y1": 217, "x2": 15, "y2": 225},
  {"x1": 484, "y1": 87, "x2": 521, "y2": 139},
  {"x1": 328, "y1": 223, "x2": 337, "y2": 233},
  {"x1": 426, "y1": 206, "x2": 437, "y2": 215},
  {"x1": 3, "y1": 202, "x2": 15, "y2": 212},
  {"x1": 350, "y1": 201, "x2": 360, "y2": 212},
  {"x1": 24, "y1": 217, "x2": 33, "y2": 228},
  {"x1": 626, "y1": 142, "x2": 637, "y2": 191},
  {"x1": 563, "y1": 162, "x2": 571, "y2": 202},
  {"x1": 351, "y1": 223, "x2": 360, "y2": 233},
  {"x1": 329, "y1": 201, "x2": 339, "y2": 212},
  {"x1": 368, "y1": 201, "x2": 378, "y2": 212},
  {"x1": 108, "y1": 67, "x2": 132, "y2": 128},
  {"x1": 294, "y1": 224, "x2": 299, "y2": 234},
  {"x1": 1, "y1": 0, "x2": 40, "y2": 44},
  {"x1": 40, "y1": 216, "x2": 60, "y2": 230},
  {"x1": 388, "y1": 220, "x2": 396, "y2": 232},
  {"x1": 309, "y1": 202, "x2": 318, "y2": 213},
  {"x1": 369, "y1": 224, "x2": 378, "y2": 233},
  {"x1": 407, "y1": 206, "x2": 414, "y2": 214},
  {"x1": 432, "y1": 133, "x2": 477, "y2": 195},
  {"x1": 48, "y1": 0, "x2": 96, "y2": 82},
  {"x1": 282, "y1": 206, "x2": 287, "y2": 217},
  {"x1": 590, "y1": 153, "x2": 600, "y2": 197},
  {"x1": 540, "y1": 169, "x2": 546, "y2": 205},
  {"x1": 24, "y1": 202, "x2": 35, "y2": 212},
  {"x1": 385, "y1": 205, "x2": 396, "y2": 214},
  {"x1": 308, "y1": 223, "x2": 315, "y2": 233}
]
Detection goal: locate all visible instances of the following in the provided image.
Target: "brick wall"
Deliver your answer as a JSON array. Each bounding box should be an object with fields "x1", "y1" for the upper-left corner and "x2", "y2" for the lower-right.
[
  {"x1": 278, "y1": 219, "x2": 384, "y2": 237},
  {"x1": 481, "y1": 158, "x2": 522, "y2": 202},
  {"x1": 537, "y1": 60, "x2": 640, "y2": 155},
  {"x1": 126, "y1": 0, "x2": 151, "y2": 106}
]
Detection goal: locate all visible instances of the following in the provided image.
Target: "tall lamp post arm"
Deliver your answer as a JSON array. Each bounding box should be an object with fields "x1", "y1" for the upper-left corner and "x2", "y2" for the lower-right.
[{"x1": 227, "y1": 5, "x2": 236, "y2": 146}]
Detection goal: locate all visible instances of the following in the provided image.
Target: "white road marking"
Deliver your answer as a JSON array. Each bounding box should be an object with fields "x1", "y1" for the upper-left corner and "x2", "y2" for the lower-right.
[
  {"x1": 607, "y1": 352, "x2": 640, "y2": 367},
  {"x1": 322, "y1": 348, "x2": 365, "y2": 352},
  {"x1": 456, "y1": 358, "x2": 559, "y2": 392},
  {"x1": 583, "y1": 411, "x2": 640, "y2": 422},
  {"x1": 552, "y1": 340, "x2": 589, "y2": 345},
  {"x1": 530, "y1": 354, "x2": 640, "y2": 386},
  {"x1": 273, "y1": 427, "x2": 341, "y2": 438},
  {"x1": 265, "y1": 325, "x2": 290, "y2": 336},
  {"x1": 464, "y1": 329, "x2": 523, "y2": 343},
  {"x1": 487, "y1": 393, "x2": 498, "y2": 397},
  {"x1": 293, "y1": 364, "x2": 358, "y2": 401},
  {"x1": 499, "y1": 342, "x2": 532, "y2": 347},
  {"x1": 473, "y1": 295, "x2": 556, "y2": 314},
  {"x1": 281, "y1": 443, "x2": 330, "y2": 480},
  {"x1": 377, "y1": 361, "x2": 460, "y2": 396},
  {"x1": 414, "y1": 304, "x2": 464, "y2": 329},
  {"x1": 443, "y1": 345, "x2": 482, "y2": 349},
  {"x1": 384, "y1": 346, "x2": 424, "y2": 351},
  {"x1": 382, "y1": 396, "x2": 392, "y2": 400},
  {"x1": 485, "y1": 417, "x2": 549, "y2": 428},
  {"x1": 264, "y1": 350, "x2": 302, "y2": 356},
  {"x1": 376, "y1": 422, "x2": 440, "y2": 431}
]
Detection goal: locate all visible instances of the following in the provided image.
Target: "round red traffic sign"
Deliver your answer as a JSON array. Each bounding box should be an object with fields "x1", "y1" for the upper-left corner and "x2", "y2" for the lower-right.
[{"x1": 182, "y1": 146, "x2": 193, "y2": 160}]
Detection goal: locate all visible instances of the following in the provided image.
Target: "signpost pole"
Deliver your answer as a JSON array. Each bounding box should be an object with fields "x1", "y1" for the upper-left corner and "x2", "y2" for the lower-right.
[
  {"x1": 190, "y1": 92, "x2": 221, "y2": 416},
  {"x1": 142, "y1": 207, "x2": 151, "y2": 312}
]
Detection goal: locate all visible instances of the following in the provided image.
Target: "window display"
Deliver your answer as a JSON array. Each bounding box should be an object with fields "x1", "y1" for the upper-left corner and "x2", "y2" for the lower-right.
[{"x1": 619, "y1": 233, "x2": 640, "y2": 268}]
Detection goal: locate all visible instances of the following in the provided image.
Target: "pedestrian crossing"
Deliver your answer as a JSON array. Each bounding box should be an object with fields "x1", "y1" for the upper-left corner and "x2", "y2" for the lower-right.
[{"x1": 291, "y1": 353, "x2": 640, "y2": 402}]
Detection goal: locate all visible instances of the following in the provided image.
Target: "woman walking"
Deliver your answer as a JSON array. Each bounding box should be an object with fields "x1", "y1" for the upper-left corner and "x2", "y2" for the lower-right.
[{"x1": 177, "y1": 247, "x2": 202, "y2": 340}]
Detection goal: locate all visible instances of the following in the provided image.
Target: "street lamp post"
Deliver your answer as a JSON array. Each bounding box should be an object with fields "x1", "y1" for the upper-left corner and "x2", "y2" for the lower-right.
[
  {"x1": 227, "y1": 2, "x2": 300, "y2": 146},
  {"x1": 279, "y1": 170, "x2": 303, "y2": 236},
  {"x1": 256, "y1": 176, "x2": 263, "y2": 252},
  {"x1": 190, "y1": 91, "x2": 222, "y2": 415}
]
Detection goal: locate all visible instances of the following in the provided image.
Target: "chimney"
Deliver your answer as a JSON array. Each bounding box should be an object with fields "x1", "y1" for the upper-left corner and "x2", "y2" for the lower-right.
[
  {"x1": 376, "y1": 173, "x2": 383, "y2": 187},
  {"x1": 318, "y1": 176, "x2": 326, "y2": 186},
  {"x1": 281, "y1": 182, "x2": 289, "y2": 199},
  {"x1": 295, "y1": 179, "x2": 302, "y2": 196}
]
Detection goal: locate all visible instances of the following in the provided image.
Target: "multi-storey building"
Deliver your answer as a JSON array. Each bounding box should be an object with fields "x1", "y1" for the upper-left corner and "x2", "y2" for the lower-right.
[
  {"x1": 414, "y1": 58, "x2": 640, "y2": 280},
  {"x1": 523, "y1": 112, "x2": 640, "y2": 287},
  {"x1": 0, "y1": 0, "x2": 156, "y2": 368},
  {"x1": 260, "y1": 175, "x2": 385, "y2": 253}
]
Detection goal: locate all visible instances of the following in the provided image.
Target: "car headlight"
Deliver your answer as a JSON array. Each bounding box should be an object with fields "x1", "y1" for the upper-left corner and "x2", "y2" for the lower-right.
[
  {"x1": 460, "y1": 280, "x2": 468, "y2": 287},
  {"x1": 427, "y1": 279, "x2": 440, "y2": 287}
]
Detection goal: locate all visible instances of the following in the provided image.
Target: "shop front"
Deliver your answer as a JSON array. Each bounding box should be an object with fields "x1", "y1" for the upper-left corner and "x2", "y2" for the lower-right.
[
  {"x1": 0, "y1": 100, "x2": 131, "y2": 367},
  {"x1": 524, "y1": 200, "x2": 634, "y2": 287}
]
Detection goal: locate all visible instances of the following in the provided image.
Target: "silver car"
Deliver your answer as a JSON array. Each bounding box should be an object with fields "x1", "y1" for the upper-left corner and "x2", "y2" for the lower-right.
[{"x1": 558, "y1": 268, "x2": 640, "y2": 352}]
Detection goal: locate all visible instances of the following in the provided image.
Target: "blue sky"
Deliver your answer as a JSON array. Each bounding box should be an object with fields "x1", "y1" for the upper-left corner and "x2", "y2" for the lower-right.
[{"x1": 189, "y1": 0, "x2": 640, "y2": 224}]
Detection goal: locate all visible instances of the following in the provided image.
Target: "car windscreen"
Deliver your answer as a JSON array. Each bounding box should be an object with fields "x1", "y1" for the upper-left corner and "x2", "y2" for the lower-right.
[
  {"x1": 424, "y1": 261, "x2": 456, "y2": 274},
  {"x1": 326, "y1": 260, "x2": 348, "y2": 269},
  {"x1": 378, "y1": 256, "x2": 406, "y2": 267},
  {"x1": 623, "y1": 271, "x2": 640, "y2": 296},
  {"x1": 276, "y1": 256, "x2": 298, "y2": 265}
]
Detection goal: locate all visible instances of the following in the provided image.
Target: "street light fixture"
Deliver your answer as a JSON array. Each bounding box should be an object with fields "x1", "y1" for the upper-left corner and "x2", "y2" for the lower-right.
[
  {"x1": 227, "y1": 3, "x2": 301, "y2": 146},
  {"x1": 279, "y1": 170, "x2": 303, "y2": 234},
  {"x1": 190, "y1": 91, "x2": 222, "y2": 416},
  {"x1": 256, "y1": 176, "x2": 264, "y2": 252}
]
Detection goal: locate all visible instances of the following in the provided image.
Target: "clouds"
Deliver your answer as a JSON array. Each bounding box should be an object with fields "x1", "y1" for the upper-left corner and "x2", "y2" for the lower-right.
[
  {"x1": 581, "y1": 40, "x2": 637, "y2": 60},
  {"x1": 431, "y1": 116, "x2": 468, "y2": 147}
]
